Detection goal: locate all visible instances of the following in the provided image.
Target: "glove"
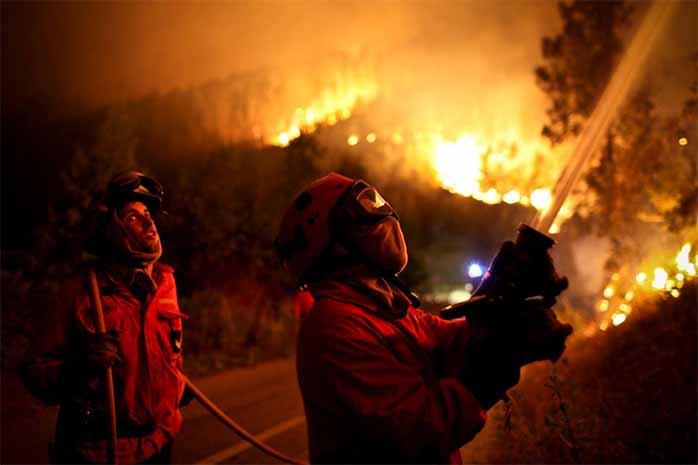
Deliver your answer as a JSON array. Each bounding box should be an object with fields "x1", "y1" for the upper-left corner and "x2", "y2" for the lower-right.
[
  {"x1": 455, "y1": 297, "x2": 573, "y2": 366},
  {"x1": 476, "y1": 240, "x2": 568, "y2": 301},
  {"x1": 474, "y1": 227, "x2": 573, "y2": 364},
  {"x1": 458, "y1": 299, "x2": 572, "y2": 409},
  {"x1": 459, "y1": 322, "x2": 521, "y2": 410},
  {"x1": 461, "y1": 360, "x2": 520, "y2": 410},
  {"x1": 514, "y1": 304, "x2": 573, "y2": 365},
  {"x1": 78, "y1": 330, "x2": 121, "y2": 372}
]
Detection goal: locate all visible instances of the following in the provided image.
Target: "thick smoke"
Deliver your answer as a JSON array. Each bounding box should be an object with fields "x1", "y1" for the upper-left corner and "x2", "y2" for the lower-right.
[
  {"x1": 4, "y1": 2, "x2": 693, "y2": 137},
  {"x1": 3, "y1": 2, "x2": 557, "y2": 119}
]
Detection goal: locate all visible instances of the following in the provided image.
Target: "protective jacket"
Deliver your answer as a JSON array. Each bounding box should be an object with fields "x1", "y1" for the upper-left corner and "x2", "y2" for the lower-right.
[
  {"x1": 297, "y1": 279, "x2": 486, "y2": 464},
  {"x1": 21, "y1": 262, "x2": 186, "y2": 464}
]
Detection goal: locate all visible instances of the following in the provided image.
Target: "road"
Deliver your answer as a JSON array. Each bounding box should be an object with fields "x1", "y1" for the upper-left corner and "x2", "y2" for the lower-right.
[{"x1": 2, "y1": 358, "x2": 308, "y2": 465}]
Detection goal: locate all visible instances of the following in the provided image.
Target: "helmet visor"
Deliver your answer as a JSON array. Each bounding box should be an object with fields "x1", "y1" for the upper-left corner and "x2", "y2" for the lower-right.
[
  {"x1": 356, "y1": 185, "x2": 393, "y2": 217},
  {"x1": 333, "y1": 180, "x2": 397, "y2": 226}
]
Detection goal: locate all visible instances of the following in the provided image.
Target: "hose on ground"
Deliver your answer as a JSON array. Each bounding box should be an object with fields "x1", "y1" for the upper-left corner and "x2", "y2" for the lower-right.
[{"x1": 182, "y1": 375, "x2": 309, "y2": 465}]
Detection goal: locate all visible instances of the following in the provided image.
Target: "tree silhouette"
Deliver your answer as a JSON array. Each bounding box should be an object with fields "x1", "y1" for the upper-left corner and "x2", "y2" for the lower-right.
[{"x1": 536, "y1": 1, "x2": 697, "y2": 264}]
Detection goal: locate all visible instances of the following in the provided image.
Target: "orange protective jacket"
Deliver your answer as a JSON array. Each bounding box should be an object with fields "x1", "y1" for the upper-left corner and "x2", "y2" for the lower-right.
[
  {"x1": 21, "y1": 263, "x2": 187, "y2": 464},
  {"x1": 297, "y1": 281, "x2": 486, "y2": 464}
]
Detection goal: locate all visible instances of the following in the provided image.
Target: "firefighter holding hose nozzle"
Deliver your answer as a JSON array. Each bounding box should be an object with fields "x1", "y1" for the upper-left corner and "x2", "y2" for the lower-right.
[
  {"x1": 275, "y1": 173, "x2": 573, "y2": 464},
  {"x1": 21, "y1": 171, "x2": 191, "y2": 464}
]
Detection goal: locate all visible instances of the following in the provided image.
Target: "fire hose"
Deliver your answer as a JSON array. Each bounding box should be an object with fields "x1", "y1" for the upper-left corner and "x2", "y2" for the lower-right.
[
  {"x1": 88, "y1": 270, "x2": 308, "y2": 465},
  {"x1": 181, "y1": 376, "x2": 307, "y2": 465}
]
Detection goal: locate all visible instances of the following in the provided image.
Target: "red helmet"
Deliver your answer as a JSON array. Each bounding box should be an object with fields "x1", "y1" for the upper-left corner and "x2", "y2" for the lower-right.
[{"x1": 275, "y1": 173, "x2": 354, "y2": 283}]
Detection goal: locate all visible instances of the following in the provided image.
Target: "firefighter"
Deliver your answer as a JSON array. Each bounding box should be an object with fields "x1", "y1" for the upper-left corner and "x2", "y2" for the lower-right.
[
  {"x1": 275, "y1": 173, "x2": 572, "y2": 464},
  {"x1": 21, "y1": 171, "x2": 188, "y2": 464}
]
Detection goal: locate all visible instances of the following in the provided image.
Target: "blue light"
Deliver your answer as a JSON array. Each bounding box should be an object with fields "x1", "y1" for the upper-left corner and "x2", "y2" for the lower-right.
[{"x1": 468, "y1": 262, "x2": 483, "y2": 278}]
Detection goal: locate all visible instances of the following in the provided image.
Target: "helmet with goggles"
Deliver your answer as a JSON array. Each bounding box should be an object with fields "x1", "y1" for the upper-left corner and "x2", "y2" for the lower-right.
[
  {"x1": 275, "y1": 173, "x2": 397, "y2": 284},
  {"x1": 332, "y1": 179, "x2": 397, "y2": 226},
  {"x1": 106, "y1": 171, "x2": 164, "y2": 213}
]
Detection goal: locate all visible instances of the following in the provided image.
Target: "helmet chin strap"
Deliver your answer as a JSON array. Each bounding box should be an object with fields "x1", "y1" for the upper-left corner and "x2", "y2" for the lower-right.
[
  {"x1": 328, "y1": 236, "x2": 422, "y2": 309},
  {"x1": 384, "y1": 273, "x2": 421, "y2": 308}
]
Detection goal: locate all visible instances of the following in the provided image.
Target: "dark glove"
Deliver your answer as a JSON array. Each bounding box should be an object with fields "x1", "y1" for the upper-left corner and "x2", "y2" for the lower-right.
[
  {"x1": 459, "y1": 324, "x2": 521, "y2": 410},
  {"x1": 458, "y1": 300, "x2": 572, "y2": 409},
  {"x1": 473, "y1": 225, "x2": 572, "y2": 365},
  {"x1": 461, "y1": 360, "x2": 520, "y2": 410},
  {"x1": 476, "y1": 227, "x2": 568, "y2": 301},
  {"x1": 515, "y1": 304, "x2": 573, "y2": 365},
  {"x1": 79, "y1": 330, "x2": 121, "y2": 371}
]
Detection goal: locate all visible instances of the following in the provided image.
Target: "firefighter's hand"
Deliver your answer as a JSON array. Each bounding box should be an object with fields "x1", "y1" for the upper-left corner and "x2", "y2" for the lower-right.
[
  {"x1": 460, "y1": 328, "x2": 522, "y2": 410},
  {"x1": 516, "y1": 305, "x2": 573, "y2": 365},
  {"x1": 476, "y1": 240, "x2": 568, "y2": 300},
  {"x1": 80, "y1": 330, "x2": 122, "y2": 371},
  {"x1": 461, "y1": 361, "x2": 520, "y2": 410}
]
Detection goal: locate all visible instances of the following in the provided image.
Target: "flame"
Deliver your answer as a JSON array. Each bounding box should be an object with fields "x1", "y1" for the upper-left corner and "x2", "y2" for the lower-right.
[
  {"x1": 270, "y1": 69, "x2": 378, "y2": 147},
  {"x1": 603, "y1": 286, "x2": 615, "y2": 299},
  {"x1": 502, "y1": 190, "x2": 521, "y2": 204},
  {"x1": 530, "y1": 188, "x2": 552, "y2": 212},
  {"x1": 429, "y1": 132, "x2": 560, "y2": 228},
  {"x1": 263, "y1": 65, "x2": 570, "y2": 229},
  {"x1": 676, "y1": 243, "x2": 696, "y2": 276},
  {"x1": 612, "y1": 313, "x2": 627, "y2": 326},
  {"x1": 433, "y1": 134, "x2": 484, "y2": 198},
  {"x1": 652, "y1": 268, "x2": 668, "y2": 290},
  {"x1": 597, "y1": 243, "x2": 696, "y2": 332}
]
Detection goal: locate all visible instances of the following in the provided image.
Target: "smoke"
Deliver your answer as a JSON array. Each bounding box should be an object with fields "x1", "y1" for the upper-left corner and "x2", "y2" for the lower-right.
[
  {"x1": 4, "y1": 1, "x2": 692, "y2": 137},
  {"x1": 3, "y1": 2, "x2": 557, "y2": 117}
]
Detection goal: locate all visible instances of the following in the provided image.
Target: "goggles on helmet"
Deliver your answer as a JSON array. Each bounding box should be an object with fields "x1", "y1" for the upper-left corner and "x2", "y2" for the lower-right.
[
  {"x1": 106, "y1": 171, "x2": 164, "y2": 211},
  {"x1": 110, "y1": 172, "x2": 163, "y2": 198},
  {"x1": 333, "y1": 180, "x2": 397, "y2": 225}
]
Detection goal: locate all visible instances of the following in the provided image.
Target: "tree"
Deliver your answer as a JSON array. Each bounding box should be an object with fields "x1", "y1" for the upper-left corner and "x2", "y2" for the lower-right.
[
  {"x1": 536, "y1": 1, "x2": 697, "y2": 267},
  {"x1": 535, "y1": 1, "x2": 634, "y2": 144},
  {"x1": 34, "y1": 108, "x2": 139, "y2": 277}
]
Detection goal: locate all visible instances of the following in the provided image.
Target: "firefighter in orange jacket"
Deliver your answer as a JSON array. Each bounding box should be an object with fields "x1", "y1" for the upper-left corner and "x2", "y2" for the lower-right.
[
  {"x1": 21, "y1": 172, "x2": 188, "y2": 464},
  {"x1": 275, "y1": 173, "x2": 572, "y2": 464}
]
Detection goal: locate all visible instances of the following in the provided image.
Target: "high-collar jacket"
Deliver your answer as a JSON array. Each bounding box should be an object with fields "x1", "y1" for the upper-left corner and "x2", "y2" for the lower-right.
[
  {"x1": 21, "y1": 262, "x2": 187, "y2": 464},
  {"x1": 298, "y1": 279, "x2": 486, "y2": 464}
]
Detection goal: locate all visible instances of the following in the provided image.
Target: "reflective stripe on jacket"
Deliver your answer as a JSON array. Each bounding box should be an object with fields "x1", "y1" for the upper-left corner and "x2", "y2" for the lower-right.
[
  {"x1": 297, "y1": 281, "x2": 486, "y2": 464},
  {"x1": 21, "y1": 262, "x2": 186, "y2": 464}
]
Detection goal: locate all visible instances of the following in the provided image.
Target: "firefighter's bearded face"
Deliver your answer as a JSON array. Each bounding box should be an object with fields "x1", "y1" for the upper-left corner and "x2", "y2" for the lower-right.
[
  {"x1": 333, "y1": 181, "x2": 408, "y2": 275},
  {"x1": 117, "y1": 201, "x2": 160, "y2": 253}
]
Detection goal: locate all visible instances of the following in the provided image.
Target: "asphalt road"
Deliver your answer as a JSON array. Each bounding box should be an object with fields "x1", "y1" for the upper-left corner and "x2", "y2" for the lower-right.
[
  {"x1": 1, "y1": 358, "x2": 308, "y2": 465},
  {"x1": 174, "y1": 359, "x2": 307, "y2": 464}
]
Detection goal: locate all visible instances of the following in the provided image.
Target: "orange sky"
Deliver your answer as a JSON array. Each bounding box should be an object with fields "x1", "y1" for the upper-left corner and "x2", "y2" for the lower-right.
[
  {"x1": 2, "y1": 1, "x2": 694, "y2": 125},
  {"x1": 2, "y1": 1, "x2": 560, "y2": 113}
]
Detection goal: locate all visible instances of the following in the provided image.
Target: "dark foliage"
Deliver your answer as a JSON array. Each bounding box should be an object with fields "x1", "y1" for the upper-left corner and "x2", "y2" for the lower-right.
[{"x1": 536, "y1": 1, "x2": 697, "y2": 267}]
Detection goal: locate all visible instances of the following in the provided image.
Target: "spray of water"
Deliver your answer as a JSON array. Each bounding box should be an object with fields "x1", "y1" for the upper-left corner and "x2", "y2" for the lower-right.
[{"x1": 532, "y1": 1, "x2": 676, "y2": 232}]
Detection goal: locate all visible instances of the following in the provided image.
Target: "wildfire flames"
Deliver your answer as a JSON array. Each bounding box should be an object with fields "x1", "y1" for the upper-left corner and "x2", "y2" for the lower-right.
[
  {"x1": 268, "y1": 62, "x2": 379, "y2": 148},
  {"x1": 263, "y1": 57, "x2": 690, "y2": 325},
  {"x1": 266, "y1": 69, "x2": 569, "y2": 232},
  {"x1": 271, "y1": 81, "x2": 378, "y2": 147},
  {"x1": 430, "y1": 133, "x2": 565, "y2": 232},
  {"x1": 591, "y1": 243, "x2": 698, "y2": 335}
]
